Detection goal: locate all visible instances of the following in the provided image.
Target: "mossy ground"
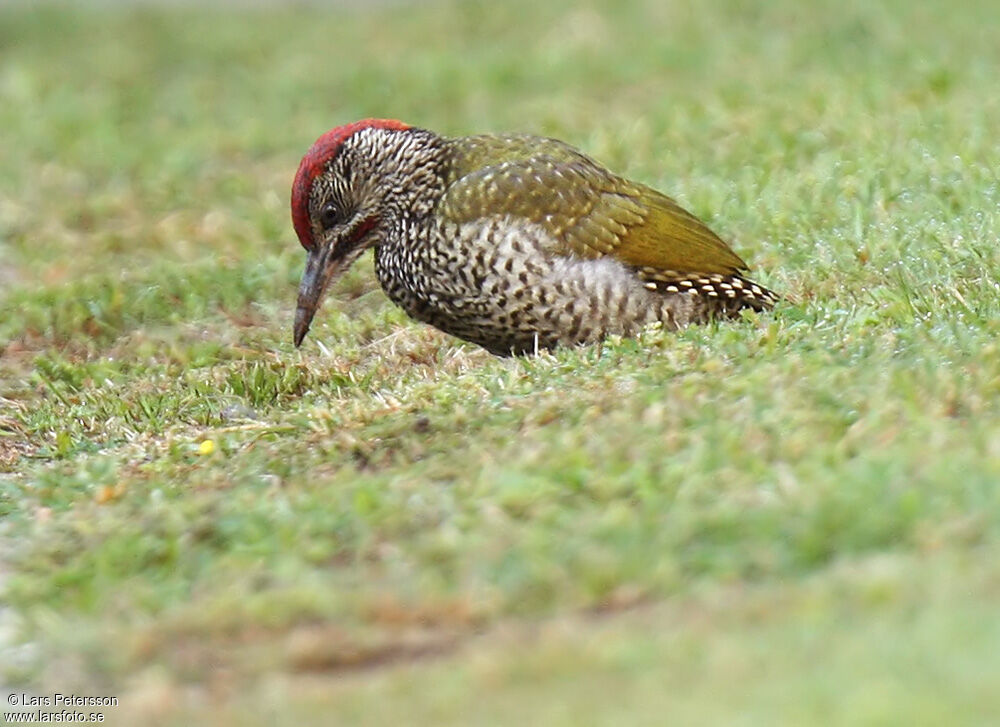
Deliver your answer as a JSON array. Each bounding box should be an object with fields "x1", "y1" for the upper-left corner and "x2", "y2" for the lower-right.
[{"x1": 2, "y1": 0, "x2": 999, "y2": 723}]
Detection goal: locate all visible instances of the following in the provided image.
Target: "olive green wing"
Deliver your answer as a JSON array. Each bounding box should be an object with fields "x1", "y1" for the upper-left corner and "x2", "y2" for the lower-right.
[{"x1": 438, "y1": 142, "x2": 747, "y2": 277}]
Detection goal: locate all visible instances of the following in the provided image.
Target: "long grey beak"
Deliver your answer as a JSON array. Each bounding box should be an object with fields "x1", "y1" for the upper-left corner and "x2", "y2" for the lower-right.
[
  {"x1": 293, "y1": 305, "x2": 313, "y2": 348},
  {"x1": 293, "y1": 249, "x2": 325, "y2": 347}
]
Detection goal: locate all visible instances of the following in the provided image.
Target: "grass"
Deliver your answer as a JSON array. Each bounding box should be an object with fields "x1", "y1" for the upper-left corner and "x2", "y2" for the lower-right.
[{"x1": 2, "y1": 0, "x2": 1000, "y2": 722}]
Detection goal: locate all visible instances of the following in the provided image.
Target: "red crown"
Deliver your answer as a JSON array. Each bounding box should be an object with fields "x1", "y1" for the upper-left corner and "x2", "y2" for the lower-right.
[{"x1": 291, "y1": 119, "x2": 411, "y2": 250}]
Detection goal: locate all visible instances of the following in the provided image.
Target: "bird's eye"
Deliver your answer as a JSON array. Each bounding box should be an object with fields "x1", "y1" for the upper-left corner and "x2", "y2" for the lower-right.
[{"x1": 319, "y1": 202, "x2": 339, "y2": 230}]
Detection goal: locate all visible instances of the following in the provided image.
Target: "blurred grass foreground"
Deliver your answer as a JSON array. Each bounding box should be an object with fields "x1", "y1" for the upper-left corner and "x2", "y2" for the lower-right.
[{"x1": 2, "y1": 0, "x2": 1000, "y2": 724}]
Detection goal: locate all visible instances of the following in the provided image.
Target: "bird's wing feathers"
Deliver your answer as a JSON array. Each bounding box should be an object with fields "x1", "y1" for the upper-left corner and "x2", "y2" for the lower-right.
[{"x1": 439, "y1": 141, "x2": 747, "y2": 277}]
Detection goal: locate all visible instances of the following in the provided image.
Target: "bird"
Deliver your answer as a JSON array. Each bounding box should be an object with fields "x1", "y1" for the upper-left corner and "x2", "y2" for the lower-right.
[{"x1": 291, "y1": 119, "x2": 777, "y2": 356}]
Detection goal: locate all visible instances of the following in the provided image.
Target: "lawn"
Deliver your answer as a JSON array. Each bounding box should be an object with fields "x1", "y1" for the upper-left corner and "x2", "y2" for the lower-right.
[{"x1": 2, "y1": 0, "x2": 1000, "y2": 723}]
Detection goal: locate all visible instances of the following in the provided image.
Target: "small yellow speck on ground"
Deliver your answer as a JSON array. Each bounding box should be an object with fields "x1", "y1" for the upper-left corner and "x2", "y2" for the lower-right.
[{"x1": 95, "y1": 485, "x2": 116, "y2": 504}]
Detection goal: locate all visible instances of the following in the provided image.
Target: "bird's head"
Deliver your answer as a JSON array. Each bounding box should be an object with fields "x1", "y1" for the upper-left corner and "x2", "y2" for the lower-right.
[{"x1": 290, "y1": 118, "x2": 432, "y2": 347}]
